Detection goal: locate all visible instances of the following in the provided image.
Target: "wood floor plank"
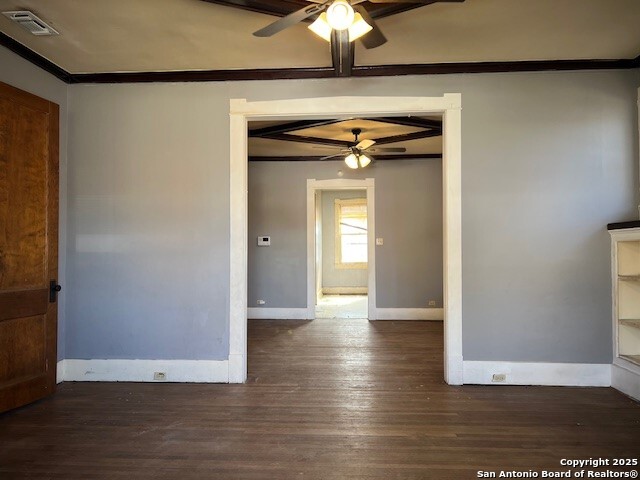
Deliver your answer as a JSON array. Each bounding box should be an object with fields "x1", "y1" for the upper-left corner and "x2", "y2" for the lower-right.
[{"x1": 0, "y1": 319, "x2": 638, "y2": 479}]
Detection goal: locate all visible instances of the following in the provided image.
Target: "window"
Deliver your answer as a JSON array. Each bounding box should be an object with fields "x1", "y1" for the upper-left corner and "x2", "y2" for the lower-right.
[{"x1": 335, "y1": 198, "x2": 367, "y2": 269}]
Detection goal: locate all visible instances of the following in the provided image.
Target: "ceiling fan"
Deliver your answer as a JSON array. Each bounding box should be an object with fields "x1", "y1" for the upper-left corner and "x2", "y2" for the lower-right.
[
  {"x1": 320, "y1": 128, "x2": 406, "y2": 169},
  {"x1": 253, "y1": 0, "x2": 464, "y2": 49}
]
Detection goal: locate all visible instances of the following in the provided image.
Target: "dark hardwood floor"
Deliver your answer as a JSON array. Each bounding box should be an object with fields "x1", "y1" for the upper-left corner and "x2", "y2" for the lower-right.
[{"x1": 0, "y1": 319, "x2": 638, "y2": 479}]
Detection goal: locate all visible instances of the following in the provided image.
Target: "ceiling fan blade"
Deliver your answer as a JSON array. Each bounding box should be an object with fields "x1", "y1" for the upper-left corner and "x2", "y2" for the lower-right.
[
  {"x1": 353, "y1": 6, "x2": 387, "y2": 49},
  {"x1": 311, "y1": 146, "x2": 351, "y2": 153},
  {"x1": 320, "y1": 153, "x2": 345, "y2": 160},
  {"x1": 253, "y1": 3, "x2": 326, "y2": 37},
  {"x1": 356, "y1": 139, "x2": 376, "y2": 150},
  {"x1": 369, "y1": 147, "x2": 406, "y2": 153}
]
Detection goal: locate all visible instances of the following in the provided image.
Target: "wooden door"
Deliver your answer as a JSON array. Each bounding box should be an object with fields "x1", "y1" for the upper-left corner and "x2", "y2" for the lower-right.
[{"x1": 0, "y1": 81, "x2": 59, "y2": 413}]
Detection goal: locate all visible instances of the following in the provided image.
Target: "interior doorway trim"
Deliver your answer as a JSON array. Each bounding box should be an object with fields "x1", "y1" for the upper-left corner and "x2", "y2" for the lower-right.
[
  {"x1": 307, "y1": 178, "x2": 376, "y2": 321},
  {"x1": 229, "y1": 95, "x2": 463, "y2": 385}
]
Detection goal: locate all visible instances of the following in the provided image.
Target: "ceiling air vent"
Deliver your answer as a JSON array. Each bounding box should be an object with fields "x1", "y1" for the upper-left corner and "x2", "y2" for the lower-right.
[{"x1": 2, "y1": 11, "x2": 58, "y2": 36}]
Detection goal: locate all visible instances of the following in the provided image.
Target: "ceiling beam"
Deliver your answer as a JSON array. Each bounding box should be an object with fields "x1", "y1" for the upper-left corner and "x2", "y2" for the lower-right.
[
  {"x1": 65, "y1": 58, "x2": 640, "y2": 84},
  {"x1": 373, "y1": 129, "x2": 442, "y2": 145},
  {"x1": 249, "y1": 119, "x2": 342, "y2": 137},
  {"x1": 369, "y1": 153, "x2": 442, "y2": 160},
  {"x1": 331, "y1": 29, "x2": 354, "y2": 77},
  {"x1": 262, "y1": 133, "x2": 353, "y2": 147},
  {"x1": 251, "y1": 117, "x2": 445, "y2": 148},
  {"x1": 249, "y1": 154, "x2": 442, "y2": 161},
  {"x1": 376, "y1": 116, "x2": 442, "y2": 130},
  {"x1": 249, "y1": 116, "x2": 442, "y2": 138}
]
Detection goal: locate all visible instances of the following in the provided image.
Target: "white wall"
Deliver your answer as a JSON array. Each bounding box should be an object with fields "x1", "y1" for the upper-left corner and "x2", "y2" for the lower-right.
[
  {"x1": 63, "y1": 69, "x2": 639, "y2": 364},
  {"x1": 0, "y1": 46, "x2": 68, "y2": 361}
]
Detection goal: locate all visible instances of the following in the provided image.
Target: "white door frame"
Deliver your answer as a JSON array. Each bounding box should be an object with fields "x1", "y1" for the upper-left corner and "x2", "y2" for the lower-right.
[
  {"x1": 315, "y1": 190, "x2": 323, "y2": 304},
  {"x1": 307, "y1": 179, "x2": 376, "y2": 320},
  {"x1": 229, "y1": 95, "x2": 463, "y2": 385}
]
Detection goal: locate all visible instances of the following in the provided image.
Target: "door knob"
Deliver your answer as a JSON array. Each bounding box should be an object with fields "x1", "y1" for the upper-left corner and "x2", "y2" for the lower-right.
[{"x1": 49, "y1": 280, "x2": 62, "y2": 303}]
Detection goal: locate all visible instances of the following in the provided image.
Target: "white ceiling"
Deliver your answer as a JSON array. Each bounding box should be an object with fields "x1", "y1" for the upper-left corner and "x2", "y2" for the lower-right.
[{"x1": 0, "y1": 0, "x2": 639, "y2": 73}]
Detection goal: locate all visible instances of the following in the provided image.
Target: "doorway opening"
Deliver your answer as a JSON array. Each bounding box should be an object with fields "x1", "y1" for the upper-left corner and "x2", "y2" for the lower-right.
[
  {"x1": 230, "y1": 95, "x2": 463, "y2": 385},
  {"x1": 313, "y1": 186, "x2": 372, "y2": 320},
  {"x1": 316, "y1": 295, "x2": 367, "y2": 319}
]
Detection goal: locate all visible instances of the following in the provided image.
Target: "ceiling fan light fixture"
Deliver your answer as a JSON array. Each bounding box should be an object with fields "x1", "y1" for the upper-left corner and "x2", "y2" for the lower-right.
[
  {"x1": 345, "y1": 153, "x2": 359, "y2": 169},
  {"x1": 358, "y1": 154, "x2": 371, "y2": 168},
  {"x1": 326, "y1": 0, "x2": 355, "y2": 31},
  {"x1": 348, "y1": 13, "x2": 372, "y2": 41},
  {"x1": 345, "y1": 152, "x2": 371, "y2": 169},
  {"x1": 308, "y1": 12, "x2": 332, "y2": 41},
  {"x1": 309, "y1": 11, "x2": 371, "y2": 42}
]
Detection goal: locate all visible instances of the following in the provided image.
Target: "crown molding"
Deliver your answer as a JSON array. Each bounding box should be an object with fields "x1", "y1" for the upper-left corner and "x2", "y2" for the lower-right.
[
  {"x1": 0, "y1": 31, "x2": 72, "y2": 83},
  {"x1": 352, "y1": 58, "x2": 640, "y2": 76},
  {"x1": 69, "y1": 67, "x2": 339, "y2": 83}
]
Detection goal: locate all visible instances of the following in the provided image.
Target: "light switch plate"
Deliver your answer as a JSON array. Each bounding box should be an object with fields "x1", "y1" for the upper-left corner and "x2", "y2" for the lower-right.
[{"x1": 376, "y1": 238, "x2": 384, "y2": 246}]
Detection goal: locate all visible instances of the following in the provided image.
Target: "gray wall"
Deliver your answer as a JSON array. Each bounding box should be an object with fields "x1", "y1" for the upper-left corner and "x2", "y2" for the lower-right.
[
  {"x1": 321, "y1": 190, "x2": 368, "y2": 290},
  {"x1": 60, "y1": 67, "x2": 638, "y2": 363},
  {"x1": 376, "y1": 158, "x2": 444, "y2": 309},
  {"x1": 248, "y1": 164, "x2": 443, "y2": 308},
  {"x1": 0, "y1": 46, "x2": 69, "y2": 361},
  {"x1": 66, "y1": 83, "x2": 229, "y2": 360}
]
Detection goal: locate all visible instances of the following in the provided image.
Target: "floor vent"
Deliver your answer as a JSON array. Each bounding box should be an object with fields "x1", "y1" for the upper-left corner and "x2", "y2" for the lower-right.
[{"x1": 2, "y1": 11, "x2": 58, "y2": 36}]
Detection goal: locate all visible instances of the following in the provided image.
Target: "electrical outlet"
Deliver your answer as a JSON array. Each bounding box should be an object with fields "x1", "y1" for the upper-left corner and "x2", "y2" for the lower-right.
[
  {"x1": 153, "y1": 372, "x2": 166, "y2": 381},
  {"x1": 492, "y1": 373, "x2": 506, "y2": 383},
  {"x1": 257, "y1": 299, "x2": 266, "y2": 305},
  {"x1": 428, "y1": 300, "x2": 436, "y2": 307}
]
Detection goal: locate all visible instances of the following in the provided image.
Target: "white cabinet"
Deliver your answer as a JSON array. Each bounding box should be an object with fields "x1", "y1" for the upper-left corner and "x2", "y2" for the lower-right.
[
  {"x1": 613, "y1": 236, "x2": 640, "y2": 365},
  {"x1": 609, "y1": 225, "x2": 640, "y2": 399}
]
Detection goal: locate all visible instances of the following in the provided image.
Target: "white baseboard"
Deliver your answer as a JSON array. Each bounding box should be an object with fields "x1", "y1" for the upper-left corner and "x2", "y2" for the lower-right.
[
  {"x1": 227, "y1": 354, "x2": 246, "y2": 384},
  {"x1": 446, "y1": 352, "x2": 464, "y2": 385},
  {"x1": 612, "y1": 362, "x2": 640, "y2": 401},
  {"x1": 322, "y1": 287, "x2": 368, "y2": 295},
  {"x1": 247, "y1": 307, "x2": 313, "y2": 320},
  {"x1": 61, "y1": 359, "x2": 229, "y2": 383},
  {"x1": 57, "y1": 360, "x2": 65, "y2": 384},
  {"x1": 55, "y1": 358, "x2": 620, "y2": 390},
  {"x1": 375, "y1": 308, "x2": 443, "y2": 321},
  {"x1": 463, "y1": 361, "x2": 611, "y2": 387}
]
